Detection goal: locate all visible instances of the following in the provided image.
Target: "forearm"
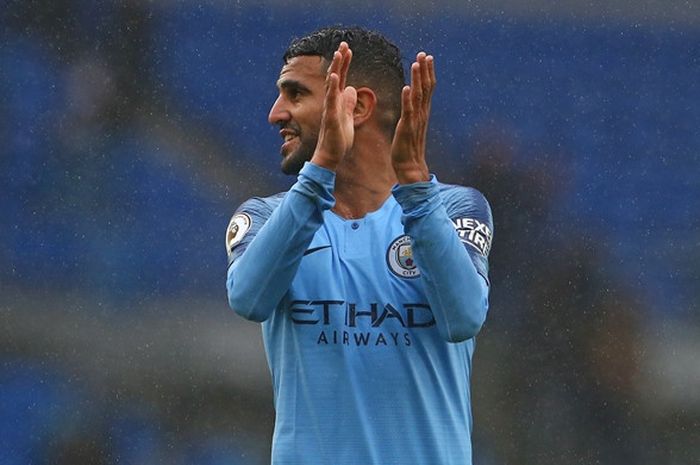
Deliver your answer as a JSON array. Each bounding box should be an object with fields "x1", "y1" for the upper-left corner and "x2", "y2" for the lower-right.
[
  {"x1": 393, "y1": 178, "x2": 489, "y2": 342},
  {"x1": 227, "y1": 162, "x2": 335, "y2": 322}
]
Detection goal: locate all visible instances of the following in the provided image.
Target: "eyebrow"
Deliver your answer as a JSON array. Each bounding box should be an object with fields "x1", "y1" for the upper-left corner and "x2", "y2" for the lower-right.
[{"x1": 277, "y1": 79, "x2": 312, "y2": 95}]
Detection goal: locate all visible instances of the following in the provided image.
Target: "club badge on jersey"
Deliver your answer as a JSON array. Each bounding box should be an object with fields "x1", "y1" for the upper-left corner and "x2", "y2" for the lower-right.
[{"x1": 387, "y1": 235, "x2": 420, "y2": 278}]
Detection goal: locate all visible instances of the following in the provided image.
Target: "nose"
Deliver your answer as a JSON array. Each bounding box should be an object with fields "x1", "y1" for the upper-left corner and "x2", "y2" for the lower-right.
[{"x1": 268, "y1": 94, "x2": 290, "y2": 125}]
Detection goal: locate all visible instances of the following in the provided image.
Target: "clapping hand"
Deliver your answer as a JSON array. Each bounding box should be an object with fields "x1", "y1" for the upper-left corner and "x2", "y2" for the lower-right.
[
  {"x1": 391, "y1": 52, "x2": 436, "y2": 184},
  {"x1": 311, "y1": 42, "x2": 357, "y2": 172}
]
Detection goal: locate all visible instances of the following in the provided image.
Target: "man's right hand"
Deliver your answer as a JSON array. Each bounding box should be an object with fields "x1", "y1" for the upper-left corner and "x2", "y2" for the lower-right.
[{"x1": 310, "y1": 42, "x2": 357, "y2": 172}]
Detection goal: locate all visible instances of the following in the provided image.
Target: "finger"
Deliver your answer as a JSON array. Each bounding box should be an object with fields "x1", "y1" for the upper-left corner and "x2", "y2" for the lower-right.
[
  {"x1": 332, "y1": 42, "x2": 349, "y2": 89},
  {"x1": 327, "y1": 50, "x2": 342, "y2": 82},
  {"x1": 419, "y1": 53, "x2": 431, "y2": 96},
  {"x1": 410, "y1": 61, "x2": 422, "y2": 106},
  {"x1": 400, "y1": 85, "x2": 413, "y2": 117},
  {"x1": 342, "y1": 86, "x2": 358, "y2": 117},
  {"x1": 423, "y1": 55, "x2": 435, "y2": 112},
  {"x1": 339, "y1": 46, "x2": 352, "y2": 90},
  {"x1": 427, "y1": 55, "x2": 436, "y2": 89},
  {"x1": 417, "y1": 53, "x2": 431, "y2": 110},
  {"x1": 325, "y1": 72, "x2": 340, "y2": 115}
]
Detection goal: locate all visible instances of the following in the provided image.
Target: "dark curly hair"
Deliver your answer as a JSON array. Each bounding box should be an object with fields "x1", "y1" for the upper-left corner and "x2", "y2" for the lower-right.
[{"x1": 283, "y1": 26, "x2": 406, "y2": 135}]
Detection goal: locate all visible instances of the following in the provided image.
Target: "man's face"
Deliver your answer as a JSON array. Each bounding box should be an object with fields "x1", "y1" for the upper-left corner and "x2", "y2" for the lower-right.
[{"x1": 268, "y1": 55, "x2": 326, "y2": 175}]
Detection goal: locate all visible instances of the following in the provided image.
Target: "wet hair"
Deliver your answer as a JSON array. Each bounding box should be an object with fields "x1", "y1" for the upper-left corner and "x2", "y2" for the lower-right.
[{"x1": 283, "y1": 25, "x2": 405, "y2": 134}]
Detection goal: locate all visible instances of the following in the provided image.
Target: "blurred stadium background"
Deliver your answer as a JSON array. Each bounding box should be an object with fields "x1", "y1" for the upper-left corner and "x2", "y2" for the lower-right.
[{"x1": 1, "y1": 0, "x2": 699, "y2": 464}]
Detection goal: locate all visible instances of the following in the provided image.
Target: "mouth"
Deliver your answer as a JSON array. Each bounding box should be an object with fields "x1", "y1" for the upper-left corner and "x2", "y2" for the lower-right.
[{"x1": 279, "y1": 129, "x2": 300, "y2": 154}]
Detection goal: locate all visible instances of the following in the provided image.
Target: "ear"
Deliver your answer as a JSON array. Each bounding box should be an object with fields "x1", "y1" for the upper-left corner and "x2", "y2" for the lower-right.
[{"x1": 353, "y1": 87, "x2": 377, "y2": 127}]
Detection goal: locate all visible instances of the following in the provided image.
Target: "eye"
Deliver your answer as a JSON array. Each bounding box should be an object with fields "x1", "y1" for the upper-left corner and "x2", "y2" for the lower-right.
[{"x1": 278, "y1": 81, "x2": 309, "y2": 102}]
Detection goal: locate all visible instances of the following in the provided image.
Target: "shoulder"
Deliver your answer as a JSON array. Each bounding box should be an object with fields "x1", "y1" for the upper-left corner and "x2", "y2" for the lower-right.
[
  {"x1": 437, "y1": 182, "x2": 491, "y2": 215},
  {"x1": 235, "y1": 191, "x2": 287, "y2": 219},
  {"x1": 438, "y1": 182, "x2": 494, "y2": 259},
  {"x1": 225, "y1": 191, "x2": 287, "y2": 261},
  {"x1": 226, "y1": 191, "x2": 287, "y2": 241}
]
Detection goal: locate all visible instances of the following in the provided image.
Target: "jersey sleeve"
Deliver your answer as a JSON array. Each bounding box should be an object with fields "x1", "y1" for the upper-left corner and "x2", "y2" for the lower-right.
[
  {"x1": 225, "y1": 196, "x2": 277, "y2": 268},
  {"x1": 440, "y1": 186, "x2": 493, "y2": 285},
  {"x1": 225, "y1": 162, "x2": 336, "y2": 322},
  {"x1": 392, "y1": 176, "x2": 493, "y2": 343}
]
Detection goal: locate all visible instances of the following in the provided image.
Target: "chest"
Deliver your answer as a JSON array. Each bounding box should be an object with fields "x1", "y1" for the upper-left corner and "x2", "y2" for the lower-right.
[
  {"x1": 266, "y1": 206, "x2": 445, "y2": 357},
  {"x1": 283, "y1": 206, "x2": 431, "y2": 327},
  {"x1": 300, "y1": 207, "x2": 422, "y2": 287}
]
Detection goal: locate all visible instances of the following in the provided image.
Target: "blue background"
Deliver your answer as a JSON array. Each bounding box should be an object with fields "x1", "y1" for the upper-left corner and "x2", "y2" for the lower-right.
[{"x1": 1, "y1": 1, "x2": 698, "y2": 464}]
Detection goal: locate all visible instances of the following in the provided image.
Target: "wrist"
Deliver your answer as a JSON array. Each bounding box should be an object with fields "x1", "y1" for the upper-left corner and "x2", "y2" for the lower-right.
[
  {"x1": 311, "y1": 150, "x2": 340, "y2": 172},
  {"x1": 393, "y1": 162, "x2": 430, "y2": 184}
]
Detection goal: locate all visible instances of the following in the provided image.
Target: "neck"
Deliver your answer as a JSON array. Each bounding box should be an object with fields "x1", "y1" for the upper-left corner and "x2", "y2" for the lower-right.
[{"x1": 332, "y1": 126, "x2": 396, "y2": 219}]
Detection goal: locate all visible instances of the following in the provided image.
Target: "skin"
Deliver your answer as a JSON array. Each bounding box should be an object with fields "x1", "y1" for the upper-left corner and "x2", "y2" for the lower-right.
[
  {"x1": 268, "y1": 41, "x2": 436, "y2": 219},
  {"x1": 268, "y1": 55, "x2": 327, "y2": 175}
]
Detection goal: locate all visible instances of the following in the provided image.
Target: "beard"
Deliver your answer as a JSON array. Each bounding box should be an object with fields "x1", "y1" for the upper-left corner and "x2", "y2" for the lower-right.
[{"x1": 280, "y1": 128, "x2": 319, "y2": 175}]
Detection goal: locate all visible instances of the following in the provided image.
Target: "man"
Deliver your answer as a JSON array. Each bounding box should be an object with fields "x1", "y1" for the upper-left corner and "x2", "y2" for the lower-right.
[{"x1": 226, "y1": 26, "x2": 493, "y2": 465}]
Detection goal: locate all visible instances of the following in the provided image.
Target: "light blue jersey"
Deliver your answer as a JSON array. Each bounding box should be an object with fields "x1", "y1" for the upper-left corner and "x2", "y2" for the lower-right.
[{"x1": 226, "y1": 162, "x2": 493, "y2": 465}]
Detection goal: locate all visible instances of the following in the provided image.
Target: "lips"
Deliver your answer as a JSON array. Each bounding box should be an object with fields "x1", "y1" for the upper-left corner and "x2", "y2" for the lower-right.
[
  {"x1": 279, "y1": 128, "x2": 300, "y2": 155},
  {"x1": 279, "y1": 128, "x2": 299, "y2": 141}
]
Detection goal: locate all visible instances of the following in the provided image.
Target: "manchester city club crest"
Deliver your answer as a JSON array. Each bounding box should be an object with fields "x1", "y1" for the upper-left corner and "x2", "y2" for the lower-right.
[{"x1": 386, "y1": 235, "x2": 420, "y2": 278}]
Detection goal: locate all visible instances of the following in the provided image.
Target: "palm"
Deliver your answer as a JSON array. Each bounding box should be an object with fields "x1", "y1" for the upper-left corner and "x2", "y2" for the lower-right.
[
  {"x1": 319, "y1": 85, "x2": 356, "y2": 158},
  {"x1": 311, "y1": 42, "x2": 356, "y2": 171},
  {"x1": 391, "y1": 52, "x2": 436, "y2": 184}
]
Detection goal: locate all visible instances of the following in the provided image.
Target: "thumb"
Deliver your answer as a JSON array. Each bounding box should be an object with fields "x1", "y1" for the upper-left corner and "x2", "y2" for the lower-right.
[{"x1": 342, "y1": 86, "x2": 357, "y2": 116}]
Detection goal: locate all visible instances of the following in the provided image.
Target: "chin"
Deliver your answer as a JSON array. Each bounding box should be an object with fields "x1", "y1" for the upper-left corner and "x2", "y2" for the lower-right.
[
  {"x1": 280, "y1": 152, "x2": 308, "y2": 175},
  {"x1": 280, "y1": 143, "x2": 315, "y2": 175}
]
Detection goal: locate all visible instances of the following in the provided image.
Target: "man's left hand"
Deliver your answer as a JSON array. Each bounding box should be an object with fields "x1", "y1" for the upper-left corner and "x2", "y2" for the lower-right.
[{"x1": 391, "y1": 52, "x2": 436, "y2": 184}]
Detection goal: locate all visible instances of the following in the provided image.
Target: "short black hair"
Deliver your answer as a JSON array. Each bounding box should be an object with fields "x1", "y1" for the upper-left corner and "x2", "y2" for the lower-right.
[{"x1": 283, "y1": 25, "x2": 405, "y2": 134}]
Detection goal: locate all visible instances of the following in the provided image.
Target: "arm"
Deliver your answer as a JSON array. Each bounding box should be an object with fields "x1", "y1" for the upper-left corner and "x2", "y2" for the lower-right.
[
  {"x1": 226, "y1": 163, "x2": 335, "y2": 322},
  {"x1": 391, "y1": 52, "x2": 492, "y2": 342},
  {"x1": 227, "y1": 42, "x2": 354, "y2": 322},
  {"x1": 393, "y1": 181, "x2": 492, "y2": 342}
]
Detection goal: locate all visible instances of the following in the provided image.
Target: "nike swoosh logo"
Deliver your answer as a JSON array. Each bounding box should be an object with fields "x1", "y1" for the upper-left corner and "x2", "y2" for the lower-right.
[{"x1": 303, "y1": 245, "x2": 332, "y2": 256}]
